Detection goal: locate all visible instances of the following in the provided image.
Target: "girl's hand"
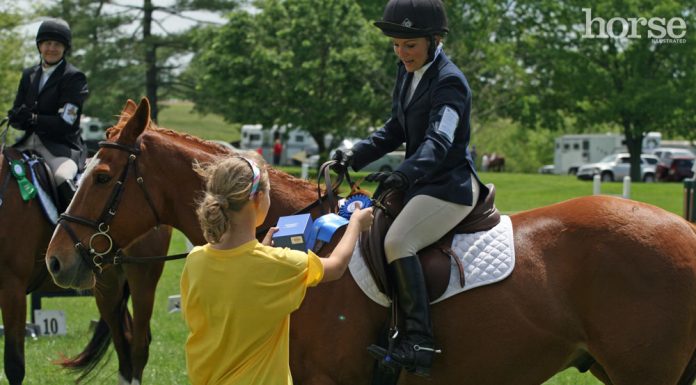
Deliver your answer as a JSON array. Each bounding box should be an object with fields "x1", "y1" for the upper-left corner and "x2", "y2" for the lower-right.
[
  {"x1": 350, "y1": 207, "x2": 374, "y2": 232},
  {"x1": 262, "y1": 227, "x2": 279, "y2": 246}
]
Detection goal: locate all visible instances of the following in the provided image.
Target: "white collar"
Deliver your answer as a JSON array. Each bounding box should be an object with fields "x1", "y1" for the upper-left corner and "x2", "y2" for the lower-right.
[{"x1": 41, "y1": 59, "x2": 63, "y2": 74}]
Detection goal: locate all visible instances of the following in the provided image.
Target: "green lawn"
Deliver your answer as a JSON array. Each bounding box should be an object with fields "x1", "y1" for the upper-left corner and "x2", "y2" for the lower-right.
[
  {"x1": 157, "y1": 100, "x2": 241, "y2": 143},
  {"x1": 4, "y1": 172, "x2": 690, "y2": 384}
]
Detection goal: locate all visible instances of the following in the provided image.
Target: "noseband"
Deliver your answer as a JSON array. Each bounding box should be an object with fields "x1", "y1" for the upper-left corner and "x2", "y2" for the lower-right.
[{"x1": 58, "y1": 140, "x2": 161, "y2": 274}]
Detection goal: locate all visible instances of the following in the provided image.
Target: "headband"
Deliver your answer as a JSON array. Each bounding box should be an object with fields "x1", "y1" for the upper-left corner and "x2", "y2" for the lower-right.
[{"x1": 240, "y1": 157, "x2": 261, "y2": 199}]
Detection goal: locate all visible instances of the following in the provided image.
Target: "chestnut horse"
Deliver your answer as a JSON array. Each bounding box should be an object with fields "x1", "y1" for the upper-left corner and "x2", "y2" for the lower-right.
[
  {"x1": 46, "y1": 99, "x2": 696, "y2": 385},
  {"x1": 0, "y1": 119, "x2": 171, "y2": 385}
]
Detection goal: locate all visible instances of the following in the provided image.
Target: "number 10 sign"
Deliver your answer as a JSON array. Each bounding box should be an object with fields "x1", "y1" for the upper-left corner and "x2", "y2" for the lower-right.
[{"x1": 33, "y1": 310, "x2": 67, "y2": 336}]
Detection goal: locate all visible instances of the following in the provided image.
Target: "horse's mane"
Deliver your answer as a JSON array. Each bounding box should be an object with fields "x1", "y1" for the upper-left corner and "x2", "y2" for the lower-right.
[
  {"x1": 106, "y1": 116, "x2": 231, "y2": 155},
  {"x1": 106, "y1": 114, "x2": 318, "y2": 194}
]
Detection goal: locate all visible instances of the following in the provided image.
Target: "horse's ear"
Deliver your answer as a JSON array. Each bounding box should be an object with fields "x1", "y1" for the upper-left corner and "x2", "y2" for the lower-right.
[
  {"x1": 120, "y1": 98, "x2": 151, "y2": 144},
  {"x1": 115, "y1": 99, "x2": 138, "y2": 128}
]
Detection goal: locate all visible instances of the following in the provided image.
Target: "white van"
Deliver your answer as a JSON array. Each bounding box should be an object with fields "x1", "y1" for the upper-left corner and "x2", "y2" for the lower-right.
[
  {"x1": 240, "y1": 124, "x2": 318, "y2": 165},
  {"x1": 80, "y1": 116, "x2": 106, "y2": 155}
]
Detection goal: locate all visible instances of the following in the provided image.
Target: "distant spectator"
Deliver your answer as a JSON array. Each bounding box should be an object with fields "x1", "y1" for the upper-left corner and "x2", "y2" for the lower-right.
[
  {"x1": 273, "y1": 138, "x2": 283, "y2": 166},
  {"x1": 482, "y1": 153, "x2": 490, "y2": 172}
]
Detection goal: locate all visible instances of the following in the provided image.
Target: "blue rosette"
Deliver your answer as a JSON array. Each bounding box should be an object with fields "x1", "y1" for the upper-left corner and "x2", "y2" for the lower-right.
[{"x1": 338, "y1": 194, "x2": 372, "y2": 219}]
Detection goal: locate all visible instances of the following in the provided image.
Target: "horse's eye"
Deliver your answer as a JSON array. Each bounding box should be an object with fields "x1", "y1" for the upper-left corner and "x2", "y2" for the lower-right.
[{"x1": 95, "y1": 174, "x2": 111, "y2": 184}]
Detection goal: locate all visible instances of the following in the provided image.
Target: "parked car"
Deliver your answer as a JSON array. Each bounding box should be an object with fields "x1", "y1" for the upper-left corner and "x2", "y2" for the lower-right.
[
  {"x1": 329, "y1": 138, "x2": 405, "y2": 172},
  {"x1": 576, "y1": 153, "x2": 658, "y2": 182},
  {"x1": 650, "y1": 147, "x2": 695, "y2": 166},
  {"x1": 656, "y1": 156, "x2": 695, "y2": 182}
]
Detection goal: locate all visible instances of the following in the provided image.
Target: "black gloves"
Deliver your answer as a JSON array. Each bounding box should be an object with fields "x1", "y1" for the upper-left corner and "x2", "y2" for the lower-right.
[
  {"x1": 8, "y1": 105, "x2": 36, "y2": 129},
  {"x1": 365, "y1": 171, "x2": 408, "y2": 191},
  {"x1": 331, "y1": 149, "x2": 354, "y2": 173}
]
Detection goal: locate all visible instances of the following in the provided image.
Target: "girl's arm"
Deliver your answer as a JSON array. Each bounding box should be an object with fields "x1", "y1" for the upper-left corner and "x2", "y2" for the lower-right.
[{"x1": 320, "y1": 207, "x2": 373, "y2": 282}]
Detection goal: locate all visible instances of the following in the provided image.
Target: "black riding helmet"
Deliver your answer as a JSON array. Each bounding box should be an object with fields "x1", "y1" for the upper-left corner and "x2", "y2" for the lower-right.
[
  {"x1": 374, "y1": 0, "x2": 448, "y2": 39},
  {"x1": 36, "y1": 18, "x2": 72, "y2": 52}
]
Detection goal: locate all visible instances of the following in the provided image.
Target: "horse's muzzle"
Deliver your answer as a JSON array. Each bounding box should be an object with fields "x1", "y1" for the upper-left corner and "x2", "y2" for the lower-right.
[{"x1": 47, "y1": 254, "x2": 95, "y2": 289}]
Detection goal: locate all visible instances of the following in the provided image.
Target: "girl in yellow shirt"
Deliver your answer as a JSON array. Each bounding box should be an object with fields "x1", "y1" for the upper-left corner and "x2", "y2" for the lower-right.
[{"x1": 181, "y1": 152, "x2": 373, "y2": 385}]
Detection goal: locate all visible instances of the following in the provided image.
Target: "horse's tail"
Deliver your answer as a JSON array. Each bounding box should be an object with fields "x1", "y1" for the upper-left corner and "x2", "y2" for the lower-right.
[{"x1": 55, "y1": 283, "x2": 132, "y2": 383}]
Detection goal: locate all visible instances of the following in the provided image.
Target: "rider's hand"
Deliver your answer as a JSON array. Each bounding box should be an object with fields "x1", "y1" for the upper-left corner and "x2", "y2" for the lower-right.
[
  {"x1": 8, "y1": 105, "x2": 36, "y2": 129},
  {"x1": 262, "y1": 227, "x2": 279, "y2": 246},
  {"x1": 365, "y1": 171, "x2": 408, "y2": 190},
  {"x1": 350, "y1": 207, "x2": 374, "y2": 232},
  {"x1": 331, "y1": 149, "x2": 353, "y2": 173}
]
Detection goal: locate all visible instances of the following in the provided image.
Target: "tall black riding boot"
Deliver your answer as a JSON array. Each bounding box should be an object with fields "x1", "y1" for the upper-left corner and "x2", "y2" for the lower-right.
[
  {"x1": 56, "y1": 180, "x2": 76, "y2": 212},
  {"x1": 368, "y1": 256, "x2": 439, "y2": 377}
]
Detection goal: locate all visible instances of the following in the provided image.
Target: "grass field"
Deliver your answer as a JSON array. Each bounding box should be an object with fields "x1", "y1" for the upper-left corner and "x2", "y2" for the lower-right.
[
  {"x1": 158, "y1": 100, "x2": 241, "y2": 143},
  {"x1": 2, "y1": 171, "x2": 690, "y2": 384}
]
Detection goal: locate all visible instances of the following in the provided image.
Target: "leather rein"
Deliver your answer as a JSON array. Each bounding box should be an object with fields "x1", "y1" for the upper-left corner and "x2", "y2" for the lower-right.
[{"x1": 57, "y1": 140, "x2": 343, "y2": 274}]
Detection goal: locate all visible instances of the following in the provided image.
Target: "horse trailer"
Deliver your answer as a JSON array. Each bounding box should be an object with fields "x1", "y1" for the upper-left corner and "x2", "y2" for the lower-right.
[{"x1": 553, "y1": 132, "x2": 661, "y2": 175}]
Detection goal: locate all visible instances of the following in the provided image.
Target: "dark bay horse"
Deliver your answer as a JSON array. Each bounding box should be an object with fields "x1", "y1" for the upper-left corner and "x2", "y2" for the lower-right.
[
  {"x1": 0, "y1": 116, "x2": 171, "y2": 385},
  {"x1": 46, "y1": 98, "x2": 696, "y2": 385}
]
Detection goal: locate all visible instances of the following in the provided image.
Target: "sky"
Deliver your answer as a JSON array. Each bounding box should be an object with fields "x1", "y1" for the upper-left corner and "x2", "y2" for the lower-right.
[{"x1": 13, "y1": 0, "x2": 229, "y2": 36}]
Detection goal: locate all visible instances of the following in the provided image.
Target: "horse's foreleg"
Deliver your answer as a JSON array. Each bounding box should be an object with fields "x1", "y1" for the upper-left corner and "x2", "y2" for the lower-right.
[
  {"x1": 124, "y1": 262, "x2": 164, "y2": 384},
  {"x1": 589, "y1": 362, "x2": 614, "y2": 385},
  {"x1": 0, "y1": 285, "x2": 27, "y2": 385},
  {"x1": 94, "y1": 269, "x2": 133, "y2": 383}
]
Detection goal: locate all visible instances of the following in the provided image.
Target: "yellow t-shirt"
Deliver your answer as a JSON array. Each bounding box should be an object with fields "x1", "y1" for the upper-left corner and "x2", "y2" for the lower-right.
[{"x1": 180, "y1": 240, "x2": 324, "y2": 385}]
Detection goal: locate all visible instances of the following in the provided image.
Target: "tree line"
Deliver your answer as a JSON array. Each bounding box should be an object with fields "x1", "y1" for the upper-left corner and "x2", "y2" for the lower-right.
[{"x1": 1, "y1": 0, "x2": 694, "y2": 178}]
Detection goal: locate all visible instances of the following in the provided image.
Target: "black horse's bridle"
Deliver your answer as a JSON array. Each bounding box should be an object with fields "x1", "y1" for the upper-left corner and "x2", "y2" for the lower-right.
[{"x1": 58, "y1": 140, "x2": 164, "y2": 274}]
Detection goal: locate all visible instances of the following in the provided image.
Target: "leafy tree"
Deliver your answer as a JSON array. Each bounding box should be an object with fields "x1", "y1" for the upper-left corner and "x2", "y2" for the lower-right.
[
  {"x1": 0, "y1": 3, "x2": 28, "y2": 113},
  {"x1": 187, "y1": 0, "x2": 387, "y2": 153},
  {"x1": 41, "y1": 0, "x2": 240, "y2": 122},
  {"x1": 506, "y1": 0, "x2": 696, "y2": 180}
]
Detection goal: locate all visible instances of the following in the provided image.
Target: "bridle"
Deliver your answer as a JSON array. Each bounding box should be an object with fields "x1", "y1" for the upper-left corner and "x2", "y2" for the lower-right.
[{"x1": 58, "y1": 139, "x2": 166, "y2": 274}]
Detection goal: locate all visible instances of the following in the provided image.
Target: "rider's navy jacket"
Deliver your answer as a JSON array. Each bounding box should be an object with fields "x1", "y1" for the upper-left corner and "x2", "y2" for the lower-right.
[
  {"x1": 351, "y1": 51, "x2": 488, "y2": 206},
  {"x1": 11, "y1": 60, "x2": 89, "y2": 166}
]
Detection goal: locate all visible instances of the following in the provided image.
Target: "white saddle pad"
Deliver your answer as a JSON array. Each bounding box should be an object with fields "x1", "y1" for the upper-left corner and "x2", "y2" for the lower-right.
[
  {"x1": 26, "y1": 158, "x2": 58, "y2": 225},
  {"x1": 348, "y1": 215, "x2": 515, "y2": 307}
]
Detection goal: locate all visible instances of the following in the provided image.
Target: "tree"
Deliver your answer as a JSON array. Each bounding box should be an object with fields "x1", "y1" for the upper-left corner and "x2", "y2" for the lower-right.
[
  {"x1": 187, "y1": 0, "x2": 388, "y2": 154},
  {"x1": 506, "y1": 0, "x2": 696, "y2": 180},
  {"x1": 42, "y1": 0, "x2": 240, "y2": 122},
  {"x1": 0, "y1": 3, "x2": 28, "y2": 112}
]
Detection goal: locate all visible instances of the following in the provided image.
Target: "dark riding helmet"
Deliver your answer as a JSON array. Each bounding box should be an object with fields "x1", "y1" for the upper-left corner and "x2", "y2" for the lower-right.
[
  {"x1": 374, "y1": 0, "x2": 449, "y2": 39},
  {"x1": 36, "y1": 18, "x2": 72, "y2": 52}
]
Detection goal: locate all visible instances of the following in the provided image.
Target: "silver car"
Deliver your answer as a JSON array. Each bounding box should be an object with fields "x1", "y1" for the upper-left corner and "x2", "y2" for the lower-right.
[{"x1": 577, "y1": 153, "x2": 658, "y2": 182}]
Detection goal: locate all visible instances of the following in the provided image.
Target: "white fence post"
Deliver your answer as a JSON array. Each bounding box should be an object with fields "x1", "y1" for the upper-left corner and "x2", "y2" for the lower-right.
[
  {"x1": 593, "y1": 174, "x2": 601, "y2": 195},
  {"x1": 622, "y1": 176, "x2": 631, "y2": 199}
]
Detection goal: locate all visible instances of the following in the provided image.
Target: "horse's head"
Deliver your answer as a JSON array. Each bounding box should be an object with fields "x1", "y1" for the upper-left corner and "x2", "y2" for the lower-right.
[
  {"x1": 46, "y1": 97, "x2": 322, "y2": 288},
  {"x1": 46, "y1": 98, "x2": 178, "y2": 288}
]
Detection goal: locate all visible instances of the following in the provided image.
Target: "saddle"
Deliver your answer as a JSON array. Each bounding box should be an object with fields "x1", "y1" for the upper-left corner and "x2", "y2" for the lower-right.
[{"x1": 360, "y1": 184, "x2": 501, "y2": 301}]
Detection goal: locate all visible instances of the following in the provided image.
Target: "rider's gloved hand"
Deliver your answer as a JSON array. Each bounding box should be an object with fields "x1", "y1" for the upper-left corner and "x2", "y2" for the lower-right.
[
  {"x1": 8, "y1": 105, "x2": 36, "y2": 129},
  {"x1": 331, "y1": 149, "x2": 354, "y2": 173},
  {"x1": 365, "y1": 171, "x2": 408, "y2": 190}
]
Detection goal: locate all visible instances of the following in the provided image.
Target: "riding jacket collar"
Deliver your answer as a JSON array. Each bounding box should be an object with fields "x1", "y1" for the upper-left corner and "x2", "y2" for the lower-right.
[
  {"x1": 39, "y1": 59, "x2": 63, "y2": 91},
  {"x1": 405, "y1": 43, "x2": 443, "y2": 105}
]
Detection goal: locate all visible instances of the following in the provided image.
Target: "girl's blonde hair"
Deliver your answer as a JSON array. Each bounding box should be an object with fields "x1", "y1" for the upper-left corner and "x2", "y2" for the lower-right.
[{"x1": 194, "y1": 151, "x2": 269, "y2": 244}]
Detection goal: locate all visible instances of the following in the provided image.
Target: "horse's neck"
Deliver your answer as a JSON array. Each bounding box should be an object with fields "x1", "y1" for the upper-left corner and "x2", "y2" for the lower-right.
[{"x1": 147, "y1": 133, "x2": 220, "y2": 245}]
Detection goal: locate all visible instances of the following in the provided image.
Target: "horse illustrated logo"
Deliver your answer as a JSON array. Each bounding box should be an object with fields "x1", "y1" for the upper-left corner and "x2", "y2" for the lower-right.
[{"x1": 401, "y1": 18, "x2": 413, "y2": 28}]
